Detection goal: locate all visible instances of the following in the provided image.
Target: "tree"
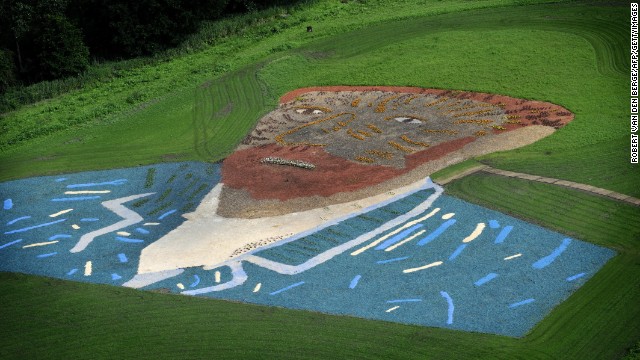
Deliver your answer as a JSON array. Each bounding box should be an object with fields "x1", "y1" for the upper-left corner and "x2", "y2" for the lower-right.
[
  {"x1": 0, "y1": 0, "x2": 34, "y2": 74},
  {"x1": 70, "y1": 0, "x2": 231, "y2": 59},
  {"x1": 0, "y1": 49, "x2": 17, "y2": 93},
  {"x1": 33, "y1": 14, "x2": 89, "y2": 80}
]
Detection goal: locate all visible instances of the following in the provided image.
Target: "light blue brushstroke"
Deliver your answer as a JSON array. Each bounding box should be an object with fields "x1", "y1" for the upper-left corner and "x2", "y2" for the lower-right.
[
  {"x1": 67, "y1": 268, "x2": 78, "y2": 276},
  {"x1": 376, "y1": 256, "x2": 410, "y2": 264},
  {"x1": 474, "y1": 273, "x2": 498, "y2": 286},
  {"x1": 55, "y1": 178, "x2": 68, "y2": 182},
  {"x1": 190, "y1": 275, "x2": 201, "y2": 288},
  {"x1": 118, "y1": 253, "x2": 128, "y2": 263},
  {"x1": 111, "y1": 273, "x2": 122, "y2": 280},
  {"x1": 0, "y1": 239, "x2": 23, "y2": 250},
  {"x1": 386, "y1": 299, "x2": 422, "y2": 303},
  {"x1": 80, "y1": 218, "x2": 99, "y2": 222},
  {"x1": 66, "y1": 179, "x2": 127, "y2": 188},
  {"x1": 440, "y1": 291, "x2": 454, "y2": 325},
  {"x1": 115, "y1": 236, "x2": 144, "y2": 243},
  {"x1": 489, "y1": 220, "x2": 500, "y2": 229},
  {"x1": 4, "y1": 218, "x2": 67, "y2": 235},
  {"x1": 37, "y1": 252, "x2": 57, "y2": 258},
  {"x1": 448, "y1": 243, "x2": 468, "y2": 261},
  {"x1": 270, "y1": 281, "x2": 305, "y2": 295},
  {"x1": 51, "y1": 196, "x2": 101, "y2": 202},
  {"x1": 3, "y1": 199, "x2": 13, "y2": 210},
  {"x1": 7, "y1": 216, "x2": 31, "y2": 226},
  {"x1": 532, "y1": 238, "x2": 572, "y2": 269},
  {"x1": 494, "y1": 225, "x2": 513, "y2": 244},
  {"x1": 49, "y1": 234, "x2": 72, "y2": 240},
  {"x1": 375, "y1": 224, "x2": 424, "y2": 250},
  {"x1": 509, "y1": 298, "x2": 535, "y2": 308},
  {"x1": 349, "y1": 275, "x2": 362, "y2": 289},
  {"x1": 416, "y1": 219, "x2": 456, "y2": 246},
  {"x1": 566, "y1": 272, "x2": 587, "y2": 282},
  {"x1": 158, "y1": 209, "x2": 177, "y2": 220},
  {"x1": 135, "y1": 227, "x2": 150, "y2": 234}
]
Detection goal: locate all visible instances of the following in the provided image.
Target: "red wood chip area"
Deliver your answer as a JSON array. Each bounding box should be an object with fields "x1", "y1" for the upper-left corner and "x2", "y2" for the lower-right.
[{"x1": 222, "y1": 86, "x2": 574, "y2": 201}]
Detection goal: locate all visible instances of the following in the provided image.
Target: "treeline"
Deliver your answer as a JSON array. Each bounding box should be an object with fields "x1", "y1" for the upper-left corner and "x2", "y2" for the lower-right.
[{"x1": 0, "y1": 0, "x2": 303, "y2": 92}]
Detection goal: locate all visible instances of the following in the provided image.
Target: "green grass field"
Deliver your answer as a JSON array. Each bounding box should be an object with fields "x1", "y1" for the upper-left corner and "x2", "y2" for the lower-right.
[{"x1": 1, "y1": 0, "x2": 638, "y2": 358}]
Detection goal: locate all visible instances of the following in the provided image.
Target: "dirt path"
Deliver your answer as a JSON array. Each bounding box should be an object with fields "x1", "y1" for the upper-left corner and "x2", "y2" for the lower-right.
[{"x1": 436, "y1": 165, "x2": 640, "y2": 206}]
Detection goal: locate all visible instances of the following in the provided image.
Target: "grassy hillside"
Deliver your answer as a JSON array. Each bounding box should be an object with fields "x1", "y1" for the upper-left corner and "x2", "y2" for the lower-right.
[
  {"x1": 2, "y1": 0, "x2": 634, "y2": 195},
  {"x1": 1, "y1": 0, "x2": 638, "y2": 359}
]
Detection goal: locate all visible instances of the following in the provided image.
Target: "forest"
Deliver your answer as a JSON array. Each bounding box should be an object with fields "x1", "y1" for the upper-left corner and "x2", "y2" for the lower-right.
[{"x1": 0, "y1": 0, "x2": 300, "y2": 91}]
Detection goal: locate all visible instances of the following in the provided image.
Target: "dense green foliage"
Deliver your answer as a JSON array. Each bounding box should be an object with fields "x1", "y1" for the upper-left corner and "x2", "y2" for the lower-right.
[{"x1": 0, "y1": 0, "x2": 310, "y2": 94}]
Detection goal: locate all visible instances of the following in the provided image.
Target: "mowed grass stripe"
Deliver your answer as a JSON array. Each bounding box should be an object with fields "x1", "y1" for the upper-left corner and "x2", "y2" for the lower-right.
[
  {"x1": 523, "y1": 254, "x2": 640, "y2": 359},
  {"x1": 482, "y1": 137, "x2": 639, "y2": 198},
  {"x1": 501, "y1": 184, "x2": 636, "y2": 237}
]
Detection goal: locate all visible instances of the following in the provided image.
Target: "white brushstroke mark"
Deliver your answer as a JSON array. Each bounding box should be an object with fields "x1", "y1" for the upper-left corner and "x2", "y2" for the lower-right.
[
  {"x1": 403, "y1": 261, "x2": 443, "y2": 274},
  {"x1": 65, "y1": 190, "x2": 111, "y2": 195},
  {"x1": 351, "y1": 207, "x2": 441, "y2": 256},
  {"x1": 504, "y1": 253, "x2": 522, "y2": 260},
  {"x1": 23, "y1": 240, "x2": 59, "y2": 248},
  {"x1": 462, "y1": 223, "x2": 485, "y2": 243},
  {"x1": 69, "y1": 193, "x2": 154, "y2": 253},
  {"x1": 182, "y1": 261, "x2": 247, "y2": 295},
  {"x1": 384, "y1": 230, "x2": 426, "y2": 252},
  {"x1": 84, "y1": 261, "x2": 92, "y2": 276},
  {"x1": 49, "y1": 209, "x2": 73, "y2": 218}
]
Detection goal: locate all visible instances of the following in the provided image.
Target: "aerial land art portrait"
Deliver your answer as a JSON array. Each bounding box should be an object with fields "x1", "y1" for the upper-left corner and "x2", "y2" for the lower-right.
[{"x1": 0, "y1": 86, "x2": 615, "y2": 337}]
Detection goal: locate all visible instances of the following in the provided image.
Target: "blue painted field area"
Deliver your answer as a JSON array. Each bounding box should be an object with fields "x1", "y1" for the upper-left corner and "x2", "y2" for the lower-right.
[
  {"x1": 0, "y1": 166, "x2": 615, "y2": 337},
  {"x1": 0, "y1": 162, "x2": 220, "y2": 286},
  {"x1": 148, "y1": 189, "x2": 615, "y2": 337}
]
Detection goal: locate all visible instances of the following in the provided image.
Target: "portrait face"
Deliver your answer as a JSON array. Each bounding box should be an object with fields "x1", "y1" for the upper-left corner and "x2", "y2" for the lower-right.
[{"x1": 220, "y1": 86, "x2": 573, "y2": 216}]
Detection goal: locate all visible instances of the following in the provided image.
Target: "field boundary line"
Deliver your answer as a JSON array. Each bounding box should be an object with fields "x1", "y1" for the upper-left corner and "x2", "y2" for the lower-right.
[
  {"x1": 460, "y1": 166, "x2": 640, "y2": 207},
  {"x1": 434, "y1": 165, "x2": 490, "y2": 185},
  {"x1": 436, "y1": 164, "x2": 640, "y2": 206}
]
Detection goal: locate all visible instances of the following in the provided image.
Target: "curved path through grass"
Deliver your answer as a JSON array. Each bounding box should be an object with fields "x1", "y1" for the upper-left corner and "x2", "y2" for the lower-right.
[{"x1": 437, "y1": 165, "x2": 640, "y2": 207}]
